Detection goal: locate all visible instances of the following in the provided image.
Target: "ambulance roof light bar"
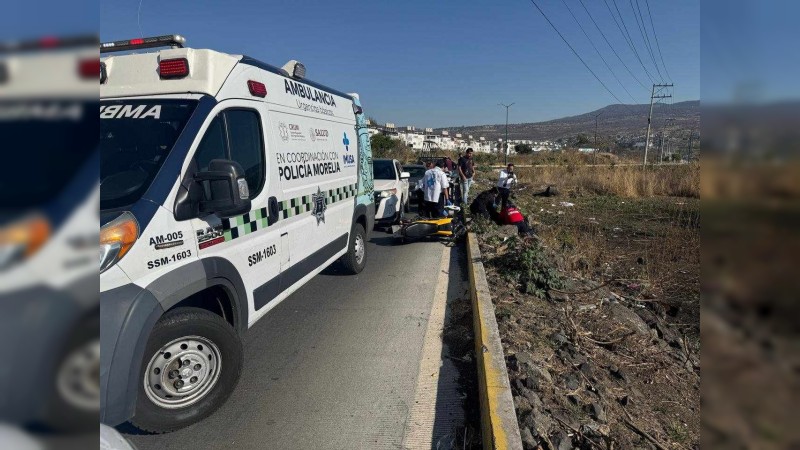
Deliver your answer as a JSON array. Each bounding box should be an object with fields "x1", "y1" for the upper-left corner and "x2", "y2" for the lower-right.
[
  {"x1": 282, "y1": 60, "x2": 306, "y2": 80},
  {"x1": 100, "y1": 34, "x2": 186, "y2": 54},
  {"x1": 0, "y1": 35, "x2": 98, "y2": 54}
]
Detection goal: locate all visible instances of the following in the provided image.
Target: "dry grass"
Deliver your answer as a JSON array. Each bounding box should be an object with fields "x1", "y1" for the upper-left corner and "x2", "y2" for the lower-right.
[
  {"x1": 473, "y1": 162, "x2": 701, "y2": 448},
  {"x1": 473, "y1": 162, "x2": 700, "y2": 333},
  {"x1": 526, "y1": 196, "x2": 700, "y2": 318},
  {"x1": 514, "y1": 163, "x2": 699, "y2": 198},
  {"x1": 702, "y1": 160, "x2": 800, "y2": 199}
]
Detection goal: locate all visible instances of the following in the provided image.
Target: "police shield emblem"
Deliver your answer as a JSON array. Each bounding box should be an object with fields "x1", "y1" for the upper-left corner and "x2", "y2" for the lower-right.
[{"x1": 311, "y1": 187, "x2": 327, "y2": 225}]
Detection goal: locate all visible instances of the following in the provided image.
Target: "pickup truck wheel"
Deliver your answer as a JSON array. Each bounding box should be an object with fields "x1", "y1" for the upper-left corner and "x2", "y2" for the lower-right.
[
  {"x1": 341, "y1": 223, "x2": 366, "y2": 274},
  {"x1": 131, "y1": 307, "x2": 242, "y2": 434},
  {"x1": 394, "y1": 199, "x2": 405, "y2": 225}
]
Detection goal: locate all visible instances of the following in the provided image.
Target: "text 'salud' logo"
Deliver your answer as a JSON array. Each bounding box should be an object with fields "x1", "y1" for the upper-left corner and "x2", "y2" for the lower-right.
[
  {"x1": 279, "y1": 122, "x2": 289, "y2": 141},
  {"x1": 311, "y1": 187, "x2": 327, "y2": 225}
]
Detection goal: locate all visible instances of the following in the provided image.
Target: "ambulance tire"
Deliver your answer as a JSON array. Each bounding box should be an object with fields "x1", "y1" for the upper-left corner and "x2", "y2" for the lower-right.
[
  {"x1": 131, "y1": 307, "x2": 242, "y2": 434},
  {"x1": 341, "y1": 223, "x2": 367, "y2": 274},
  {"x1": 41, "y1": 314, "x2": 99, "y2": 432}
]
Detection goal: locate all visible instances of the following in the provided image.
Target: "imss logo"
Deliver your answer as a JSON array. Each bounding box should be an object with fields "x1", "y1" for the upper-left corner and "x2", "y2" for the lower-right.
[{"x1": 342, "y1": 132, "x2": 355, "y2": 167}]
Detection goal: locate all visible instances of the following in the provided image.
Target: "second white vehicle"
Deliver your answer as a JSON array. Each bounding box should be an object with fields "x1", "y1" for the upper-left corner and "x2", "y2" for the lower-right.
[{"x1": 372, "y1": 158, "x2": 409, "y2": 226}]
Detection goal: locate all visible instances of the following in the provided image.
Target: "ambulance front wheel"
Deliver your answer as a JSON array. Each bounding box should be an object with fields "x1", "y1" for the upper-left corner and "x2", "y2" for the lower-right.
[
  {"x1": 341, "y1": 223, "x2": 367, "y2": 274},
  {"x1": 131, "y1": 307, "x2": 243, "y2": 433}
]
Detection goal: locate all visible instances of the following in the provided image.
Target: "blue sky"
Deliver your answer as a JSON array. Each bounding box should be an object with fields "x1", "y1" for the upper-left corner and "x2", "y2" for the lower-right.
[
  {"x1": 96, "y1": 0, "x2": 699, "y2": 127},
  {"x1": 701, "y1": 0, "x2": 800, "y2": 104}
]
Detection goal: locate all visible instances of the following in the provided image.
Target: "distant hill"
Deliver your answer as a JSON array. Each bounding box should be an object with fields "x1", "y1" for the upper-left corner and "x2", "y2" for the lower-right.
[{"x1": 436, "y1": 100, "x2": 699, "y2": 142}]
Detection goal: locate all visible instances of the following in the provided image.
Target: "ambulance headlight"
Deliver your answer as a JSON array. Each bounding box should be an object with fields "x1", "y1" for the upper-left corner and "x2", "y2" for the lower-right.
[
  {"x1": 0, "y1": 214, "x2": 51, "y2": 271},
  {"x1": 379, "y1": 189, "x2": 397, "y2": 199},
  {"x1": 100, "y1": 212, "x2": 138, "y2": 273}
]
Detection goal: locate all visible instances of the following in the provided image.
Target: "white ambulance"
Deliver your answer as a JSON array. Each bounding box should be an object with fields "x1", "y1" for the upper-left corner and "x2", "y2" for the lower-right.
[{"x1": 99, "y1": 35, "x2": 375, "y2": 432}]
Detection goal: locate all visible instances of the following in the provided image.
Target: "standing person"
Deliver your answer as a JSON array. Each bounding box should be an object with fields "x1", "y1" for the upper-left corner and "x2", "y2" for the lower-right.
[
  {"x1": 457, "y1": 148, "x2": 475, "y2": 205},
  {"x1": 422, "y1": 160, "x2": 450, "y2": 217},
  {"x1": 497, "y1": 163, "x2": 517, "y2": 206}
]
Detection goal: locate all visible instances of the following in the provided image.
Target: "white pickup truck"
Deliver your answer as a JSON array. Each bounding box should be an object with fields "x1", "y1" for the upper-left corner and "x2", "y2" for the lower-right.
[{"x1": 372, "y1": 158, "x2": 410, "y2": 226}]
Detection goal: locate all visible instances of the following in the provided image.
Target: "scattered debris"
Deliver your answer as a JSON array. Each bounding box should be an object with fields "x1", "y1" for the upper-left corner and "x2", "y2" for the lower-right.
[
  {"x1": 471, "y1": 180, "x2": 700, "y2": 449},
  {"x1": 533, "y1": 185, "x2": 559, "y2": 197}
]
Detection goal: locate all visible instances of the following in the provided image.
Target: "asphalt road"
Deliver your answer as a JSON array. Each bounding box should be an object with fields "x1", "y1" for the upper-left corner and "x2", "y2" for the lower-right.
[{"x1": 125, "y1": 227, "x2": 467, "y2": 449}]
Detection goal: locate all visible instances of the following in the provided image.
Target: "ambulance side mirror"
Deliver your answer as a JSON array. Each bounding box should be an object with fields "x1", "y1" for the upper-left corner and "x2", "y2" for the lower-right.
[
  {"x1": 195, "y1": 159, "x2": 251, "y2": 218},
  {"x1": 400, "y1": 172, "x2": 411, "y2": 179}
]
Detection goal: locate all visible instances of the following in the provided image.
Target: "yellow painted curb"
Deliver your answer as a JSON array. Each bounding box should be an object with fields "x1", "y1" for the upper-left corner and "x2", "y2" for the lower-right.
[{"x1": 467, "y1": 232, "x2": 523, "y2": 450}]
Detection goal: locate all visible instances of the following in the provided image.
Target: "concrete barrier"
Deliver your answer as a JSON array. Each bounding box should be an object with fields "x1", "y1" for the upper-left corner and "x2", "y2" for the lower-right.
[{"x1": 466, "y1": 232, "x2": 523, "y2": 449}]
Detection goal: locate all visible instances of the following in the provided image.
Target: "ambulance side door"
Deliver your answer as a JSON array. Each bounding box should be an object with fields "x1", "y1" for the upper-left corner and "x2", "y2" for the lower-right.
[{"x1": 187, "y1": 100, "x2": 281, "y2": 321}]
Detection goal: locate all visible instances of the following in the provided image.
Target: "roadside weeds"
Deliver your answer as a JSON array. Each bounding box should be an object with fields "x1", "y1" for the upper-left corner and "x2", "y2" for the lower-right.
[{"x1": 470, "y1": 165, "x2": 700, "y2": 449}]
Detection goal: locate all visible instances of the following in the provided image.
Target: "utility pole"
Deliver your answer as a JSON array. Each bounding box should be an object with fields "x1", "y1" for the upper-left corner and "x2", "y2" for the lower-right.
[
  {"x1": 499, "y1": 102, "x2": 514, "y2": 165},
  {"x1": 593, "y1": 111, "x2": 603, "y2": 165},
  {"x1": 644, "y1": 83, "x2": 673, "y2": 167}
]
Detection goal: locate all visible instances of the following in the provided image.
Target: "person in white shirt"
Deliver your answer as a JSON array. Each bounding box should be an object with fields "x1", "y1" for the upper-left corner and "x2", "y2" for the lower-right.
[
  {"x1": 421, "y1": 160, "x2": 450, "y2": 217},
  {"x1": 497, "y1": 163, "x2": 517, "y2": 207}
]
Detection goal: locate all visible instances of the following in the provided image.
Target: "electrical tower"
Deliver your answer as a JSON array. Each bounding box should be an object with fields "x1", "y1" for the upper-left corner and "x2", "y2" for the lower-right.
[
  {"x1": 687, "y1": 130, "x2": 696, "y2": 161},
  {"x1": 644, "y1": 83, "x2": 672, "y2": 166},
  {"x1": 659, "y1": 117, "x2": 676, "y2": 164}
]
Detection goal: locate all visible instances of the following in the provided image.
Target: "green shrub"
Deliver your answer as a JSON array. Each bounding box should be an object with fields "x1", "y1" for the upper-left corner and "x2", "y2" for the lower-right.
[
  {"x1": 489, "y1": 237, "x2": 563, "y2": 297},
  {"x1": 469, "y1": 215, "x2": 492, "y2": 234}
]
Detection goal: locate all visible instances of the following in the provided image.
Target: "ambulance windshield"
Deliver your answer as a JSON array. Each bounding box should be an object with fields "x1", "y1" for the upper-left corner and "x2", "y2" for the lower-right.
[
  {"x1": 0, "y1": 100, "x2": 96, "y2": 210},
  {"x1": 100, "y1": 99, "x2": 198, "y2": 210}
]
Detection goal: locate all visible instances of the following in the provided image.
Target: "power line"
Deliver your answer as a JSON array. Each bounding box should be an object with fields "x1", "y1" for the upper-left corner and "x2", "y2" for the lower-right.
[
  {"x1": 526, "y1": 0, "x2": 635, "y2": 111},
  {"x1": 577, "y1": 0, "x2": 648, "y2": 91},
  {"x1": 630, "y1": 0, "x2": 663, "y2": 81},
  {"x1": 643, "y1": 0, "x2": 671, "y2": 82},
  {"x1": 559, "y1": 0, "x2": 638, "y2": 102},
  {"x1": 605, "y1": 0, "x2": 656, "y2": 83}
]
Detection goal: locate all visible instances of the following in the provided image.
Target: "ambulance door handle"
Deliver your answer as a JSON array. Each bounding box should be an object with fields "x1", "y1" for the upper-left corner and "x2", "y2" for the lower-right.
[
  {"x1": 268, "y1": 196, "x2": 279, "y2": 224},
  {"x1": 280, "y1": 231, "x2": 290, "y2": 268}
]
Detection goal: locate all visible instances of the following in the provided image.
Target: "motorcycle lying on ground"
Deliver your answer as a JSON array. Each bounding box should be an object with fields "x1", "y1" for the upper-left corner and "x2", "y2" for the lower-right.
[{"x1": 391, "y1": 205, "x2": 467, "y2": 244}]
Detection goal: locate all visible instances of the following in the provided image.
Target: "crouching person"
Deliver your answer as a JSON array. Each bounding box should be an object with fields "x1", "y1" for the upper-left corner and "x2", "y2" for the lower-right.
[
  {"x1": 500, "y1": 202, "x2": 536, "y2": 237},
  {"x1": 469, "y1": 187, "x2": 501, "y2": 224}
]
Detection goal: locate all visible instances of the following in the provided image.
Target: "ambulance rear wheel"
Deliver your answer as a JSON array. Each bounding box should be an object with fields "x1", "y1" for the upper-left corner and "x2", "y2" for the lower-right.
[
  {"x1": 341, "y1": 223, "x2": 366, "y2": 274},
  {"x1": 131, "y1": 307, "x2": 242, "y2": 433}
]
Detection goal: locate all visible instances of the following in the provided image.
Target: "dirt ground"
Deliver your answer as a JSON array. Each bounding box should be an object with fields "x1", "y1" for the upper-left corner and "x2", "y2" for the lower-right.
[{"x1": 470, "y1": 169, "x2": 700, "y2": 450}]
